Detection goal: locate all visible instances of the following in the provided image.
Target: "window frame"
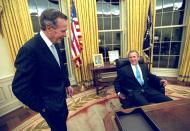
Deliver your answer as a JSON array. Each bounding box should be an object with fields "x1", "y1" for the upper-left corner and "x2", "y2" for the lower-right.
[
  {"x1": 151, "y1": 0, "x2": 188, "y2": 77},
  {"x1": 96, "y1": 0, "x2": 123, "y2": 63}
]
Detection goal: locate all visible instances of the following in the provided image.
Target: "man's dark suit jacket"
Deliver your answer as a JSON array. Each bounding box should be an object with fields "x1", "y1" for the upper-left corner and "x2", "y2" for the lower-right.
[
  {"x1": 12, "y1": 33, "x2": 70, "y2": 112},
  {"x1": 115, "y1": 63, "x2": 161, "y2": 95}
]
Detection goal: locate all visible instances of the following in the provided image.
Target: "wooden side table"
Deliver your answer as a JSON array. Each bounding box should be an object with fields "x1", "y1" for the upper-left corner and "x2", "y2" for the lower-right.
[{"x1": 89, "y1": 63, "x2": 116, "y2": 94}]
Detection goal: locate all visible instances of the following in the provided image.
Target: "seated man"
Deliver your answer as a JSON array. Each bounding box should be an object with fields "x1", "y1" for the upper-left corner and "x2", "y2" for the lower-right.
[{"x1": 115, "y1": 50, "x2": 172, "y2": 107}]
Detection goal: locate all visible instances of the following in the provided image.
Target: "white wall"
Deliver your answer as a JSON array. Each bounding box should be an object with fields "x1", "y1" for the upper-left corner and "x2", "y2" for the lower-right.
[
  {"x1": 0, "y1": 35, "x2": 14, "y2": 78},
  {"x1": 0, "y1": 35, "x2": 22, "y2": 116}
]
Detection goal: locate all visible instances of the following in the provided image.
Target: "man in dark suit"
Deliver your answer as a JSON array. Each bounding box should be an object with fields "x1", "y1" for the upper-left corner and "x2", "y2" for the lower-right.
[
  {"x1": 115, "y1": 50, "x2": 172, "y2": 107},
  {"x1": 12, "y1": 9, "x2": 74, "y2": 131}
]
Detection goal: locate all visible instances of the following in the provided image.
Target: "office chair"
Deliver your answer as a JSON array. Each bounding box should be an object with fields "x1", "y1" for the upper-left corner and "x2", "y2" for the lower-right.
[{"x1": 114, "y1": 57, "x2": 165, "y2": 108}]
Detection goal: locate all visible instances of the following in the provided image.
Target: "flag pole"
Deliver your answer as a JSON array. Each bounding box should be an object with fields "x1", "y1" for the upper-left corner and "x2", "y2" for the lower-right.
[
  {"x1": 79, "y1": 59, "x2": 86, "y2": 91},
  {"x1": 149, "y1": 0, "x2": 153, "y2": 71},
  {"x1": 150, "y1": 0, "x2": 155, "y2": 72},
  {"x1": 143, "y1": 1, "x2": 152, "y2": 70}
]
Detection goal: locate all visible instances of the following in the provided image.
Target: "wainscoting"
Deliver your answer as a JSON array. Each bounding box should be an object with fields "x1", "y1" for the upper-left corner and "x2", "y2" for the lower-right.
[
  {"x1": 0, "y1": 75, "x2": 23, "y2": 117},
  {"x1": 0, "y1": 75, "x2": 76, "y2": 117}
]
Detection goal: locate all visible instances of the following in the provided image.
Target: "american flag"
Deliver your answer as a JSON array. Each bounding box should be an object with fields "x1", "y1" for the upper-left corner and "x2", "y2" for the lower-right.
[
  {"x1": 71, "y1": 0, "x2": 83, "y2": 67},
  {"x1": 143, "y1": 4, "x2": 152, "y2": 58}
]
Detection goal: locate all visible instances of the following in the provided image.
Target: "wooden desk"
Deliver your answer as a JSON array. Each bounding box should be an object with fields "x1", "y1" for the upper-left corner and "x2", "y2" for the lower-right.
[
  {"x1": 89, "y1": 63, "x2": 116, "y2": 94},
  {"x1": 104, "y1": 99, "x2": 190, "y2": 131}
]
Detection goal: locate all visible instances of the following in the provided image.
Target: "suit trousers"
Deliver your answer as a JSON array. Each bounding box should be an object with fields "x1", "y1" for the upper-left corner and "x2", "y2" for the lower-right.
[
  {"x1": 40, "y1": 100, "x2": 69, "y2": 131},
  {"x1": 131, "y1": 88, "x2": 172, "y2": 106}
]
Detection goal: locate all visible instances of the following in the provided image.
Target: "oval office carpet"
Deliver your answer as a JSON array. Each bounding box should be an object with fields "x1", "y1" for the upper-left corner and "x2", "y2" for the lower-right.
[{"x1": 13, "y1": 84, "x2": 190, "y2": 131}]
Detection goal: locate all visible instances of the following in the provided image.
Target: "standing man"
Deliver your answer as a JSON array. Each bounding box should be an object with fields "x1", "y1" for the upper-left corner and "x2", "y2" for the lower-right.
[
  {"x1": 12, "y1": 9, "x2": 74, "y2": 131},
  {"x1": 115, "y1": 50, "x2": 172, "y2": 107}
]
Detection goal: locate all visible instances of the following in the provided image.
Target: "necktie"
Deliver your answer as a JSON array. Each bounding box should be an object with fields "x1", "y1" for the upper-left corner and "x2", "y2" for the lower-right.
[
  {"x1": 50, "y1": 45, "x2": 60, "y2": 66},
  {"x1": 135, "y1": 65, "x2": 144, "y2": 85}
]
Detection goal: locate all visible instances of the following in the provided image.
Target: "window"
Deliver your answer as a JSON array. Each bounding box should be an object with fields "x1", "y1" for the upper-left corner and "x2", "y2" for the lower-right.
[
  {"x1": 96, "y1": 0, "x2": 122, "y2": 62},
  {"x1": 153, "y1": 0, "x2": 186, "y2": 68},
  {"x1": 28, "y1": 0, "x2": 67, "y2": 65},
  {"x1": 28, "y1": 0, "x2": 59, "y2": 33}
]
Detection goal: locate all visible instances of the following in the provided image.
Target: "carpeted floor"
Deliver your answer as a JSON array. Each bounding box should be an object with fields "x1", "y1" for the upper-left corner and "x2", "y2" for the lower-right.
[{"x1": 13, "y1": 85, "x2": 190, "y2": 131}]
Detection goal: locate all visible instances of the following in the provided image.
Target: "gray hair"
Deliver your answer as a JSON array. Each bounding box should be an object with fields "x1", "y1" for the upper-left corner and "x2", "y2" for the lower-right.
[{"x1": 40, "y1": 8, "x2": 67, "y2": 30}]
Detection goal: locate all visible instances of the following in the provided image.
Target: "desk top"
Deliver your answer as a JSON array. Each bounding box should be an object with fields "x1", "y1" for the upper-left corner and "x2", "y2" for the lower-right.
[
  {"x1": 121, "y1": 98, "x2": 190, "y2": 113},
  {"x1": 104, "y1": 99, "x2": 190, "y2": 131}
]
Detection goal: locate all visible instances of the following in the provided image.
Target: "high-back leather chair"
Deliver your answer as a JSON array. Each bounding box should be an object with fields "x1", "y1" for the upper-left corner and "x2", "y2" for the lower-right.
[{"x1": 114, "y1": 57, "x2": 165, "y2": 108}]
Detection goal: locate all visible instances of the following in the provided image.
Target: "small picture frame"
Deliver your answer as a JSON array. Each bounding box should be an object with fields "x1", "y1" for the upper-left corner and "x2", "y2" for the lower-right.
[
  {"x1": 108, "y1": 50, "x2": 119, "y2": 64},
  {"x1": 93, "y1": 54, "x2": 104, "y2": 67}
]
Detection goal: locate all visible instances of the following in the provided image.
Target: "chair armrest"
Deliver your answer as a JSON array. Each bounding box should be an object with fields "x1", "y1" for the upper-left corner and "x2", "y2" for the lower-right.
[
  {"x1": 114, "y1": 77, "x2": 133, "y2": 95},
  {"x1": 148, "y1": 74, "x2": 165, "y2": 94},
  {"x1": 114, "y1": 77, "x2": 121, "y2": 94}
]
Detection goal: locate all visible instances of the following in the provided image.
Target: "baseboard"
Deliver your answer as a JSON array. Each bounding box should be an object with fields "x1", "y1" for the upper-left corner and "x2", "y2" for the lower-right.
[
  {"x1": 0, "y1": 75, "x2": 23, "y2": 117},
  {"x1": 0, "y1": 100, "x2": 22, "y2": 117}
]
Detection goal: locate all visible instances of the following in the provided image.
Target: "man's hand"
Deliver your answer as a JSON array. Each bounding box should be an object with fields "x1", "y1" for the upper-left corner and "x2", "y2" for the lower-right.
[
  {"x1": 67, "y1": 86, "x2": 74, "y2": 97},
  {"x1": 117, "y1": 92, "x2": 126, "y2": 99},
  {"x1": 160, "y1": 79, "x2": 167, "y2": 87}
]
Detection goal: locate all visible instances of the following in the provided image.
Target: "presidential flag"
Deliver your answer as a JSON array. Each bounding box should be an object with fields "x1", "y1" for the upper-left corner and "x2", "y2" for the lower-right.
[
  {"x1": 71, "y1": 0, "x2": 83, "y2": 67},
  {"x1": 143, "y1": 4, "x2": 152, "y2": 58}
]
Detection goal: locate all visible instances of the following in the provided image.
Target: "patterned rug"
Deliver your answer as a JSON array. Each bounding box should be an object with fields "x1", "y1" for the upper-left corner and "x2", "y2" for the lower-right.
[{"x1": 13, "y1": 84, "x2": 190, "y2": 131}]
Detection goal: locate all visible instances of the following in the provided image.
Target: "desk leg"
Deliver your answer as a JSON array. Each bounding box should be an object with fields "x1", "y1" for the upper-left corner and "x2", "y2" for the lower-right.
[
  {"x1": 92, "y1": 70, "x2": 96, "y2": 86},
  {"x1": 92, "y1": 70, "x2": 100, "y2": 95}
]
